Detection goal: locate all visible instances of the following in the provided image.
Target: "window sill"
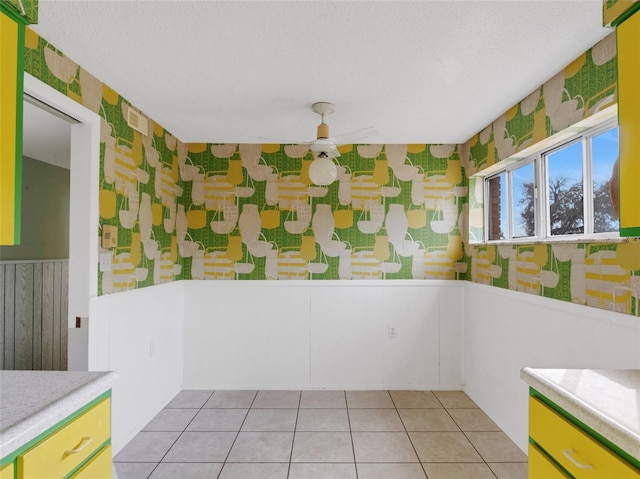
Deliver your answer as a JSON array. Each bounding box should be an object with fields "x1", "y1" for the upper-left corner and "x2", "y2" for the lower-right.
[{"x1": 469, "y1": 233, "x2": 631, "y2": 247}]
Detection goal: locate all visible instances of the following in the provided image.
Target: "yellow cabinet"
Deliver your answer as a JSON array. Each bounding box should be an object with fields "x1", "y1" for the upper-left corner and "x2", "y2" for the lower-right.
[
  {"x1": 0, "y1": 462, "x2": 14, "y2": 479},
  {"x1": 617, "y1": 8, "x2": 640, "y2": 236},
  {"x1": 529, "y1": 395, "x2": 640, "y2": 478},
  {"x1": 0, "y1": 394, "x2": 112, "y2": 479},
  {"x1": 70, "y1": 445, "x2": 112, "y2": 479},
  {"x1": 529, "y1": 442, "x2": 570, "y2": 478},
  {"x1": 18, "y1": 398, "x2": 111, "y2": 479},
  {"x1": 0, "y1": 6, "x2": 25, "y2": 245}
]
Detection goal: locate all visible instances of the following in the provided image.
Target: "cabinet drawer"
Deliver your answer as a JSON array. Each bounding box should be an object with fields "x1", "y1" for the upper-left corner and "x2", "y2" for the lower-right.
[
  {"x1": 18, "y1": 398, "x2": 110, "y2": 479},
  {"x1": 0, "y1": 462, "x2": 14, "y2": 479},
  {"x1": 529, "y1": 442, "x2": 570, "y2": 478},
  {"x1": 529, "y1": 396, "x2": 640, "y2": 478},
  {"x1": 70, "y1": 445, "x2": 112, "y2": 479}
]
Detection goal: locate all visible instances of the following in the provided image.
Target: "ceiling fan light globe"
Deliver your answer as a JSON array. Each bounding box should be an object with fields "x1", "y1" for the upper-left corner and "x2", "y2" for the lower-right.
[{"x1": 308, "y1": 157, "x2": 338, "y2": 186}]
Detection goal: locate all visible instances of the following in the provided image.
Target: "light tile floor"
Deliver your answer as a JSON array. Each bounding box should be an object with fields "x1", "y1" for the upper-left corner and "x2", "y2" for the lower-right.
[{"x1": 114, "y1": 390, "x2": 527, "y2": 479}]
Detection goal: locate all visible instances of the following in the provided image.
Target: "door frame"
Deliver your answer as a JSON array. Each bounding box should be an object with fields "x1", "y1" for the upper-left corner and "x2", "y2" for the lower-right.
[{"x1": 23, "y1": 73, "x2": 101, "y2": 334}]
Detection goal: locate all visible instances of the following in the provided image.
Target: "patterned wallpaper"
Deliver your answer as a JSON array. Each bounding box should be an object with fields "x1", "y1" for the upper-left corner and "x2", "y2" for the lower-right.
[
  {"x1": 24, "y1": 29, "x2": 185, "y2": 294},
  {"x1": 1, "y1": 0, "x2": 37, "y2": 23},
  {"x1": 22, "y1": 28, "x2": 640, "y2": 317},
  {"x1": 467, "y1": 33, "x2": 617, "y2": 176},
  {"x1": 465, "y1": 32, "x2": 640, "y2": 317},
  {"x1": 179, "y1": 143, "x2": 468, "y2": 281},
  {"x1": 23, "y1": 29, "x2": 468, "y2": 293},
  {"x1": 466, "y1": 33, "x2": 617, "y2": 242}
]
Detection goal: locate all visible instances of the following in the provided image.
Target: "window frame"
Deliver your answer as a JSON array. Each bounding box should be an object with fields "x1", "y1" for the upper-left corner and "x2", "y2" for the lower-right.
[
  {"x1": 485, "y1": 157, "x2": 537, "y2": 241},
  {"x1": 482, "y1": 118, "x2": 619, "y2": 244}
]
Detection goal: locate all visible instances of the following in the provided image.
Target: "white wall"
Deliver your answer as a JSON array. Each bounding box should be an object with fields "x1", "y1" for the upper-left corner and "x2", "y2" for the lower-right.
[
  {"x1": 182, "y1": 280, "x2": 463, "y2": 390},
  {"x1": 88, "y1": 281, "x2": 185, "y2": 454},
  {"x1": 462, "y1": 282, "x2": 640, "y2": 453},
  {"x1": 86, "y1": 277, "x2": 640, "y2": 456}
]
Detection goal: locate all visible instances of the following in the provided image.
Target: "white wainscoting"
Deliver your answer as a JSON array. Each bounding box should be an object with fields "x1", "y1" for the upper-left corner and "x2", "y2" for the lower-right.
[
  {"x1": 88, "y1": 281, "x2": 185, "y2": 454},
  {"x1": 182, "y1": 280, "x2": 463, "y2": 390},
  {"x1": 462, "y1": 282, "x2": 640, "y2": 453},
  {"x1": 87, "y1": 278, "x2": 640, "y2": 456}
]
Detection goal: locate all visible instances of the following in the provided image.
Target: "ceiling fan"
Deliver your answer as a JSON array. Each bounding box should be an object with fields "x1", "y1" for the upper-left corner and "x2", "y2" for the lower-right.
[{"x1": 306, "y1": 101, "x2": 374, "y2": 185}]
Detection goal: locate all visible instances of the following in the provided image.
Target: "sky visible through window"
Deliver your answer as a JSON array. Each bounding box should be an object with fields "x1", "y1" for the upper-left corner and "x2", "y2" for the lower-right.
[
  {"x1": 592, "y1": 127, "x2": 619, "y2": 184},
  {"x1": 491, "y1": 125, "x2": 619, "y2": 240}
]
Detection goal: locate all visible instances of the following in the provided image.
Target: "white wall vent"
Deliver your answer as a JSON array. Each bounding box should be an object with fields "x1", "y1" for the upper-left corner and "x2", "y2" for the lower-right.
[{"x1": 127, "y1": 108, "x2": 149, "y2": 135}]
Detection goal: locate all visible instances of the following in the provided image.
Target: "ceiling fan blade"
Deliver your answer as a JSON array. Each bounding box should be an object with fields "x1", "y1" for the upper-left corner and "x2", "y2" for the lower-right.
[
  {"x1": 333, "y1": 127, "x2": 378, "y2": 145},
  {"x1": 256, "y1": 136, "x2": 311, "y2": 144}
]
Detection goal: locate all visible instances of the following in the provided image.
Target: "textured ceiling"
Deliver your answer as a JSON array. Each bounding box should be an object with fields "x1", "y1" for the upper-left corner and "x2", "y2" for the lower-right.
[{"x1": 31, "y1": 0, "x2": 612, "y2": 144}]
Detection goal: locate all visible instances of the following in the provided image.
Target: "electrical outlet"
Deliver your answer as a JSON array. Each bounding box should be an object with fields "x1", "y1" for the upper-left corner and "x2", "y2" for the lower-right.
[
  {"x1": 388, "y1": 326, "x2": 398, "y2": 339},
  {"x1": 99, "y1": 252, "x2": 113, "y2": 272}
]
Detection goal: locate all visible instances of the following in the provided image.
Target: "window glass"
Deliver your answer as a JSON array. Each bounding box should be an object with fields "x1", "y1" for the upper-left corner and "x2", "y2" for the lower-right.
[
  {"x1": 591, "y1": 127, "x2": 619, "y2": 233},
  {"x1": 488, "y1": 173, "x2": 507, "y2": 240},
  {"x1": 512, "y1": 161, "x2": 535, "y2": 238},
  {"x1": 547, "y1": 142, "x2": 584, "y2": 235}
]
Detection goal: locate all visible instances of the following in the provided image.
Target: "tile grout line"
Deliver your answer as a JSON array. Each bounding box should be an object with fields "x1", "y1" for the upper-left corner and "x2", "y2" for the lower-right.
[
  {"x1": 216, "y1": 390, "x2": 258, "y2": 479},
  {"x1": 286, "y1": 391, "x2": 302, "y2": 479},
  {"x1": 345, "y1": 390, "x2": 359, "y2": 479},
  {"x1": 436, "y1": 393, "x2": 500, "y2": 479},
  {"x1": 146, "y1": 389, "x2": 216, "y2": 479},
  {"x1": 115, "y1": 390, "x2": 525, "y2": 479},
  {"x1": 389, "y1": 390, "x2": 429, "y2": 479}
]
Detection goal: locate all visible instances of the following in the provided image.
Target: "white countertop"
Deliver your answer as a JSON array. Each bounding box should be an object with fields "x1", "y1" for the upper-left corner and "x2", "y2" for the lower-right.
[
  {"x1": 521, "y1": 368, "x2": 640, "y2": 460},
  {"x1": 0, "y1": 370, "x2": 118, "y2": 458}
]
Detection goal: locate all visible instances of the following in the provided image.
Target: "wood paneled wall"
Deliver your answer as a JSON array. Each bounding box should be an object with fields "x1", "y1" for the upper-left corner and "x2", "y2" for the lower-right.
[{"x1": 0, "y1": 260, "x2": 68, "y2": 370}]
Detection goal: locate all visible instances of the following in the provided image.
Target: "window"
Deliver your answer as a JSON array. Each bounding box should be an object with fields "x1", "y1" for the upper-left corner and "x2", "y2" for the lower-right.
[
  {"x1": 487, "y1": 161, "x2": 535, "y2": 240},
  {"x1": 484, "y1": 120, "x2": 619, "y2": 242}
]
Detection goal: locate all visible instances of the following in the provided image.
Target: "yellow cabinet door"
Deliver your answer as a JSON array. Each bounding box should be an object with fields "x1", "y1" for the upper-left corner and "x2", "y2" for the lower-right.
[
  {"x1": 18, "y1": 399, "x2": 111, "y2": 479},
  {"x1": 71, "y1": 445, "x2": 112, "y2": 479},
  {"x1": 529, "y1": 396, "x2": 640, "y2": 478},
  {"x1": 0, "y1": 8, "x2": 24, "y2": 245},
  {"x1": 618, "y1": 10, "x2": 640, "y2": 236},
  {"x1": 529, "y1": 443, "x2": 570, "y2": 478},
  {"x1": 0, "y1": 462, "x2": 14, "y2": 479}
]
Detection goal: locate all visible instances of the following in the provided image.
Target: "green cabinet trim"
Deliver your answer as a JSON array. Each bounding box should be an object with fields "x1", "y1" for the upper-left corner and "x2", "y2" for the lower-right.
[
  {"x1": 528, "y1": 437, "x2": 574, "y2": 478},
  {"x1": 0, "y1": 3, "x2": 25, "y2": 246},
  {"x1": 620, "y1": 226, "x2": 640, "y2": 237},
  {"x1": 0, "y1": 1, "x2": 30, "y2": 24},
  {"x1": 0, "y1": 0, "x2": 37, "y2": 24},
  {"x1": 608, "y1": 2, "x2": 640, "y2": 26},
  {"x1": 63, "y1": 441, "x2": 111, "y2": 479}
]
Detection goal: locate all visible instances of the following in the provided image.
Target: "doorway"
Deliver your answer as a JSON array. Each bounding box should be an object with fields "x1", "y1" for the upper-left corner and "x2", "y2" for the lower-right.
[
  {"x1": 0, "y1": 73, "x2": 101, "y2": 370},
  {"x1": 0, "y1": 96, "x2": 72, "y2": 370}
]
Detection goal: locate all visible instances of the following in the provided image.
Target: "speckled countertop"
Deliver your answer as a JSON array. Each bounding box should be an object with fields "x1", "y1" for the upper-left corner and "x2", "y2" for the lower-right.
[
  {"x1": 521, "y1": 368, "x2": 640, "y2": 460},
  {"x1": 0, "y1": 370, "x2": 118, "y2": 458}
]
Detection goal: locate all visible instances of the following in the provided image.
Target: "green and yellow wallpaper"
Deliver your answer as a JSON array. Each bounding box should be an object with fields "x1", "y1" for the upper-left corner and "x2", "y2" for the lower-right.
[
  {"x1": 465, "y1": 31, "x2": 640, "y2": 317},
  {"x1": 1, "y1": 0, "x2": 37, "y2": 23},
  {"x1": 23, "y1": 30, "x2": 469, "y2": 293},
  {"x1": 24, "y1": 29, "x2": 186, "y2": 294},
  {"x1": 178, "y1": 143, "x2": 467, "y2": 282},
  {"x1": 21, "y1": 27, "x2": 640, "y2": 318},
  {"x1": 466, "y1": 33, "x2": 617, "y2": 176}
]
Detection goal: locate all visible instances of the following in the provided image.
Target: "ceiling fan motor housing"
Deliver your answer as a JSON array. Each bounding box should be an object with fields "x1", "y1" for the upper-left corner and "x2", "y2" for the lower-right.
[{"x1": 317, "y1": 122, "x2": 330, "y2": 139}]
